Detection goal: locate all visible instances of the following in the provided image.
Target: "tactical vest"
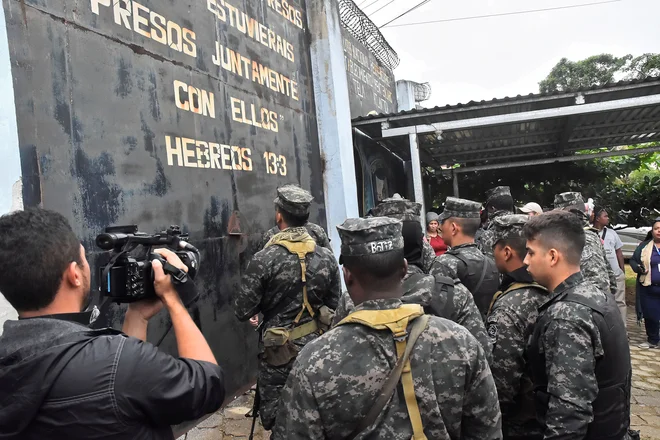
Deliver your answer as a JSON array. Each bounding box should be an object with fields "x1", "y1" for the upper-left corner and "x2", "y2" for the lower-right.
[
  {"x1": 261, "y1": 233, "x2": 334, "y2": 366},
  {"x1": 336, "y1": 304, "x2": 429, "y2": 440},
  {"x1": 527, "y1": 288, "x2": 632, "y2": 440},
  {"x1": 447, "y1": 249, "x2": 499, "y2": 319},
  {"x1": 488, "y1": 282, "x2": 548, "y2": 316},
  {"x1": 402, "y1": 273, "x2": 456, "y2": 319}
]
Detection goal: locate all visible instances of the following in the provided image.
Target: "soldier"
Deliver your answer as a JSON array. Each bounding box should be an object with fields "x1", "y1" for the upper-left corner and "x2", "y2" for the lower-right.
[
  {"x1": 261, "y1": 185, "x2": 331, "y2": 249},
  {"x1": 368, "y1": 193, "x2": 437, "y2": 273},
  {"x1": 485, "y1": 214, "x2": 548, "y2": 440},
  {"x1": 332, "y1": 198, "x2": 492, "y2": 358},
  {"x1": 232, "y1": 184, "x2": 341, "y2": 430},
  {"x1": 523, "y1": 211, "x2": 632, "y2": 440},
  {"x1": 430, "y1": 197, "x2": 500, "y2": 319},
  {"x1": 554, "y1": 192, "x2": 617, "y2": 296},
  {"x1": 478, "y1": 186, "x2": 515, "y2": 258},
  {"x1": 272, "y1": 217, "x2": 502, "y2": 440}
]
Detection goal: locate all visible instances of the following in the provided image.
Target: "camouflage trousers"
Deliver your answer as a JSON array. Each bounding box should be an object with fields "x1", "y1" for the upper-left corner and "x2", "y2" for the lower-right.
[{"x1": 257, "y1": 357, "x2": 296, "y2": 430}]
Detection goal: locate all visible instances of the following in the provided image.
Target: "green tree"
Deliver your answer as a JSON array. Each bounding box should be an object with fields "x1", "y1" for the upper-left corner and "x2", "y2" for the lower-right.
[{"x1": 539, "y1": 53, "x2": 660, "y2": 93}]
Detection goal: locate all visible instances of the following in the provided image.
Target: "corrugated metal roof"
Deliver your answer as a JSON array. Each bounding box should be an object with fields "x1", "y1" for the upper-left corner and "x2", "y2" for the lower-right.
[{"x1": 352, "y1": 77, "x2": 660, "y2": 170}]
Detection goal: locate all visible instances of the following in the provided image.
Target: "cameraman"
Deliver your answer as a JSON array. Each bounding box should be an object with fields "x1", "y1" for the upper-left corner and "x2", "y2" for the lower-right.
[{"x1": 0, "y1": 208, "x2": 225, "y2": 439}]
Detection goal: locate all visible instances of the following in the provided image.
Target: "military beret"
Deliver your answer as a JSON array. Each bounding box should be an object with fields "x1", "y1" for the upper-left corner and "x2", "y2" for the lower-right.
[
  {"x1": 439, "y1": 197, "x2": 482, "y2": 222},
  {"x1": 370, "y1": 194, "x2": 421, "y2": 222},
  {"x1": 492, "y1": 214, "x2": 529, "y2": 244},
  {"x1": 486, "y1": 186, "x2": 511, "y2": 203},
  {"x1": 274, "y1": 184, "x2": 314, "y2": 217},
  {"x1": 554, "y1": 192, "x2": 585, "y2": 210},
  {"x1": 337, "y1": 217, "x2": 403, "y2": 263}
]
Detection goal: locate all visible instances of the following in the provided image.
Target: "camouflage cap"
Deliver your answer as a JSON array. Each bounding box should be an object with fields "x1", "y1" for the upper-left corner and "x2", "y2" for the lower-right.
[
  {"x1": 337, "y1": 217, "x2": 403, "y2": 263},
  {"x1": 370, "y1": 194, "x2": 421, "y2": 222},
  {"x1": 439, "y1": 197, "x2": 482, "y2": 222},
  {"x1": 491, "y1": 214, "x2": 529, "y2": 244},
  {"x1": 274, "y1": 184, "x2": 314, "y2": 217},
  {"x1": 554, "y1": 192, "x2": 585, "y2": 210},
  {"x1": 485, "y1": 186, "x2": 511, "y2": 203}
]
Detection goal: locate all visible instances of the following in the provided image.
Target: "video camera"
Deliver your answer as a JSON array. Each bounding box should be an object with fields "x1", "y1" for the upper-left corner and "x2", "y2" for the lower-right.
[{"x1": 96, "y1": 225, "x2": 200, "y2": 303}]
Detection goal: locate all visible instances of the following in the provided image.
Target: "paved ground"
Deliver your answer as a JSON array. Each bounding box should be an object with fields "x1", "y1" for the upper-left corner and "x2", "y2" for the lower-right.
[
  {"x1": 178, "y1": 391, "x2": 270, "y2": 440},
  {"x1": 628, "y1": 310, "x2": 660, "y2": 440}
]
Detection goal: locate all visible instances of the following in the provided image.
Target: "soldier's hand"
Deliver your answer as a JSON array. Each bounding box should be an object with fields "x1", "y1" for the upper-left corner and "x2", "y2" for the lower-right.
[{"x1": 249, "y1": 315, "x2": 260, "y2": 327}]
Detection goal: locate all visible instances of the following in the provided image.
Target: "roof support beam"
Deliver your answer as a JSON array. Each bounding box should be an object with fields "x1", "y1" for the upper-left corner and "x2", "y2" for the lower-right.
[
  {"x1": 441, "y1": 145, "x2": 660, "y2": 174},
  {"x1": 353, "y1": 81, "x2": 660, "y2": 126},
  {"x1": 558, "y1": 116, "x2": 578, "y2": 157},
  {"x1": 381, "y1": 94, "x2": 660, "y2": 138}
]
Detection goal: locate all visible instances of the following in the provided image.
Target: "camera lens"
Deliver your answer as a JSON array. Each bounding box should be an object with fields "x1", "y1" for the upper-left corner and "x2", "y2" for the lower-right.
[{"x1": 96, "y1": 233, "x2": 116, "y2": 250}]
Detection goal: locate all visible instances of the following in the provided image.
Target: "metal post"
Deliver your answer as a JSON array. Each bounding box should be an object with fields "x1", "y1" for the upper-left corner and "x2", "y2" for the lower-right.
[
  {"x1": 397, "y1": 80, "x2": 426, "y2": 222},
  {"x1": 453, "y1": 171, "x2": 459, "y2": 197},
  {"x1": 408, "y1": 132, "x2": 426, "y2": 223},
  {"x1": 306, "y1": 0, "x2": 359, "y2": 259}
]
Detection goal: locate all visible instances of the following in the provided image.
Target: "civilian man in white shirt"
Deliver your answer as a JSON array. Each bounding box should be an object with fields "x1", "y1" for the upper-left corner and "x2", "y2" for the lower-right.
[{"x1": 593, "y1": 206, "x2": 627, "y2": 326}]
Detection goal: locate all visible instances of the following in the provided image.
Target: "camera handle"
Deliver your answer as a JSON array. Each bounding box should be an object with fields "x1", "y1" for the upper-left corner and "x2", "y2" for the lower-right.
[{"x1": 149, "y1": 253, "x2": 189, "y2": 284}]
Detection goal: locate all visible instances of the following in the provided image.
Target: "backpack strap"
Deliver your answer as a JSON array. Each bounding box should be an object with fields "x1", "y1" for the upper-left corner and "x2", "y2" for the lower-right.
[
  {"x1": 265, "y1": 235, "x2": 317, "y2": 325},
  {"x1": 339, "y1": 307, "x2": 429, "y2": 440},
  {"x1": 487, "y1": 282, "x2": 548, "y2": 316}
]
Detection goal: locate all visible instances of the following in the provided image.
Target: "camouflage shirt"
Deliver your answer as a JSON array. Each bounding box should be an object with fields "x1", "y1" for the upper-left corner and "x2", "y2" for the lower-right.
[
  {"x1": 585, "y1": 227, "x2": 618, "y2": 296},
  {"x1": 234, "y1": 227, "x2": 341, "y2": 344},
  {"x1": 430, "y1": 243, "x2": 482, "y2": 279},
  {"x1": 272, "y1": 298, "x2": 502, "y2": 440},
  {"x1": 478, "y1": 210, "x2": 513, "y2": 259},
  {"x1": 486, "y1": 267, "x2": 547, "y2": 439},
  {"x1": 527, "y1": 272, "x2": 607, "y2": 439},
  {"x1": 581, "y1": 228, "x2": 614, "y2": 296},
  {"x1": 333, "y1": 264, "x2": 492, "y2": 360},
  {"x1": 421, "y1": 240, "x2": 436, "y2": 273},
  {"x1": 261, "y1": 222, "x2": 331, "y2": 250}
]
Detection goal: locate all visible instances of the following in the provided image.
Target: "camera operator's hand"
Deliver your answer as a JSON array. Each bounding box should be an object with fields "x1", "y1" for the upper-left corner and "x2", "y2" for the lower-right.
[{"x1": 152, "y1": 248, "x2": 188, "y2": 307}]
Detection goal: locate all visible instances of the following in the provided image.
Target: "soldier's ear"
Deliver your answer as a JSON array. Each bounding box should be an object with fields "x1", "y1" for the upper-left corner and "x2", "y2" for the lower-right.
[
  {"x1": 342, "y1": 266, "x2": 354, "y2": 287},
  {"x1": 401, "y1": 259, "x2": 409, "y2": 279},
  {"x1": 548, "y1": 248, "x2": 559, "y2": 267},
  {"x1": 504, "y1": 245, "x2": 514, "y2": 262}
]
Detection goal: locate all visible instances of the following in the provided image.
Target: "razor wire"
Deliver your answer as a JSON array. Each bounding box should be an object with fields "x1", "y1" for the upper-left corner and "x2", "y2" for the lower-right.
[{"x1": 339, "y1": 0, "x2": 400, "y2": 70}]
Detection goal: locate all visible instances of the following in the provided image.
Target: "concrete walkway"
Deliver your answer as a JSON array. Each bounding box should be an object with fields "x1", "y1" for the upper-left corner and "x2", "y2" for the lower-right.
[{"x1": 628, "y1": 310, "x2": 660, "y2": 440}]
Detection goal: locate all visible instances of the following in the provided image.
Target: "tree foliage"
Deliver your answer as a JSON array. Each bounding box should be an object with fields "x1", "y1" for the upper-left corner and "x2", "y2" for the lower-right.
[
  {"x1": 424, "y1": 147, "x2": 660, "y2": 227},
  {"x1": 539, "y1": 53, "x2": 660, "y2": 93}
]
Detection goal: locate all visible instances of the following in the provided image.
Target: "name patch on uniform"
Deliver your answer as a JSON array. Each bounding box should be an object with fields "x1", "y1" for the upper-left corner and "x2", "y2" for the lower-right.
[{"x1": 370, "y1": 240, "x2": 394, "y2": 254}]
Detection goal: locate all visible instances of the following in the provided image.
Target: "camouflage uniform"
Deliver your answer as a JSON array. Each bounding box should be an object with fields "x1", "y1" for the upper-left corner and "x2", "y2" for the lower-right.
[
  {"x1": 369, "y1": 194, "x2": 436, "y2": 273},
  {"x1": 272, "y1": 217, "x2": 502, "y2": 440},
  {"x1": 262, "y1": 222, "x2": 331, "y2": 250},
  {"x1": 431, "y1": 197, "x2": 500, "y2": 319},
  {"x1": 332, "y1": 264, "x2": 493, "y2": 360},
  {"x1": 527, "y1": 272, "x2": 632, "y2": 439},
  {"x1": 485, "y1": 215, "x2": 547, "y2": 439},
  {"x1": 232, "y1": 185, "x2": 341, "y2": 430},
  {"x1": 478, "y1": 186, "x2": 514, "y2": 259},
  {"x1": 554, "y1": 192, "x2": 617, "y2": 296}
]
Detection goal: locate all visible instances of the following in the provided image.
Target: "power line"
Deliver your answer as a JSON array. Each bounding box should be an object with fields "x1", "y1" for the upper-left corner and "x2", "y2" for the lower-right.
[
  {"x1": 361, "y1": 0, "x2": 387, "y2": 11},
  {"x1": 381, "y1": 0, "x2": 622, "y2": 28},
  {"x1": 378, "y1": 0, "x2": 432, "y2": 28},
  {"x1": 369, "y1": 0, "x2": 397, "y2": 16}
]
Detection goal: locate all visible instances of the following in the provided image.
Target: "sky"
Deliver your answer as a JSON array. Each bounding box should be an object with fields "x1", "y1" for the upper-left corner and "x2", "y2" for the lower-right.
[{"x1": 366, "y1": 0, "x2": 660, "y2": 107}]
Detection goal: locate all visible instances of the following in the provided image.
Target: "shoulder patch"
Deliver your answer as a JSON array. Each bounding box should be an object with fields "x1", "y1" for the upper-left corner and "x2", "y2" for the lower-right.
[{"x1": 487, "y1": 323, "x2": 498, "y2": 340}]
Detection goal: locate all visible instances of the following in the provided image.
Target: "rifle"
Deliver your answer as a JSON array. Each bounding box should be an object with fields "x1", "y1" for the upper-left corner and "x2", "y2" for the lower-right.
[{"x1": 247, "y1": 384, "x2": 260, "y2": 440}]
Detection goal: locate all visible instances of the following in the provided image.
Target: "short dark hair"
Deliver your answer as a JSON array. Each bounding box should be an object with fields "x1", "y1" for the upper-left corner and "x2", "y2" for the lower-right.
[
  {"x1": 276, "y1": 205, "x2": 309, "y2": 228},
  {"x1": 523, "y1": 210, "x2": 585, "y2": 265},
  {"x1": 487, "y1": 195, "x2": 514, "y2": 212},
  {"x1": 446, "y1": 217, "x2": 481, "y2": 237},
  {"x1": 0, "y1": 208, "x2": 82, "y2": 312},
  {"x1": 497, "y1": 237, "x2": 528, "y2": 259},
  {"x1": 342, "y1": 249, "x2": 405, "y2": 285}
]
